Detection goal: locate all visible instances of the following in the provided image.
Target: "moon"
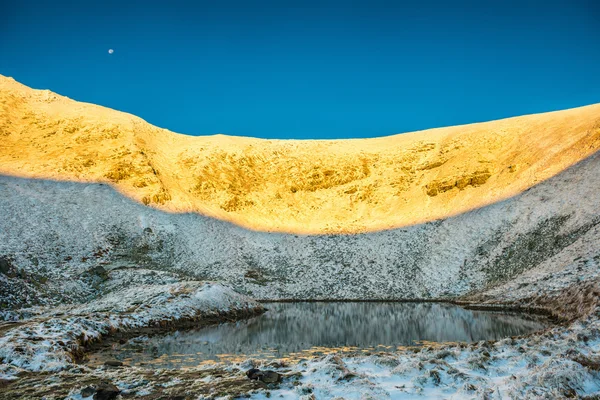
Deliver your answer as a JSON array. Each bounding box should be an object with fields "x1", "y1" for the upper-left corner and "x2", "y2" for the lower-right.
[{"x1": 108, "y1": 49, "x2": 114, "y2": 54}]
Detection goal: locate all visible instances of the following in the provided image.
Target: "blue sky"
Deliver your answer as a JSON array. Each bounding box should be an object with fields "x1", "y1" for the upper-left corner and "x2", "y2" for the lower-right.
[{"x1": 2, "y1": 0, "x2": 599, "y2": 139}]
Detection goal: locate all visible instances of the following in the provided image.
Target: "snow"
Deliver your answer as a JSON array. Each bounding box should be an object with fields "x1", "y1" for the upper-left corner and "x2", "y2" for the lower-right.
[
  {"x1": 4, "y1": 310, "x2": 599, "y2": 398},
  {"x1": 0, "y1": 277, "x2": 262, "y2": 376},
  {"x1": 220, "y1": 319, "x2": 600, "y2": 399}
]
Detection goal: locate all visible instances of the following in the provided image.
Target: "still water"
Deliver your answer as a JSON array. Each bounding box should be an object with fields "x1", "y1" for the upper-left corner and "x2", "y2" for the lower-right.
[{"x1": 92, "y1": 302, "x2": 548, "y2": 367}]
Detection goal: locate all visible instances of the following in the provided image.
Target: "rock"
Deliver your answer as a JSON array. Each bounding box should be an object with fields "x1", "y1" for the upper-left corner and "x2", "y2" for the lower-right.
[
  {"x1": 81, "y1": 386, "x2": 95, "y2": 398},
  {"x1": 94, "y1": 382, "x2": 120, "y2": 400},
  {"x1": 90, "y1": 265, "x2": 109, "y2": 281},
  {"x1": 428, "y1": 369, "x2": 441, "y2": 385},
  {"x1": 464, "y1": 383, "x2": 477, "y2": 391},
  {"x1": 104, "y1": 360, "x2": 123, "y2": 367},
  {"x1": 260, "y1": 370, "x2": 281, "y2": 383},
  {"x1": 246, "y1": 368, "x2": 280, "y2": 383},
  {"x1": 0, "y1": 256, "x2": 14, "y2": 277},
  {"x1": 246, "y1": 368, "x2": 262, "y2": 380}
]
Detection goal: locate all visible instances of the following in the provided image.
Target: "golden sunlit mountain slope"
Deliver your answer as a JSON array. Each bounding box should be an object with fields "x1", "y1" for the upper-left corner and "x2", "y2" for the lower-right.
[{"x1": 1, "y1": 74, "x2": 599, "y2": 233}]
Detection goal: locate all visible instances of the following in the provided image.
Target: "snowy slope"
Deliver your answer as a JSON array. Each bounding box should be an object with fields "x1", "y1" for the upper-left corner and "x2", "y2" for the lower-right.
[{"x1": 1, "y1": 151, "x2": 598, "y2": 307}]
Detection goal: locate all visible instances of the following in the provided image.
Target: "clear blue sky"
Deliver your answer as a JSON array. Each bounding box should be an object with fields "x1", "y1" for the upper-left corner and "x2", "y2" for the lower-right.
[{"x1": 2, "y1": 0, "x2": 599, "y2": 139}]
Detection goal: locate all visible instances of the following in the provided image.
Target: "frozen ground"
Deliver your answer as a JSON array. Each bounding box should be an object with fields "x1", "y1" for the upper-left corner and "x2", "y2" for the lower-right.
[
  {"x1": 0, "y1": 271, "x2": 263, "y2": 378},
  {"x1": 2, "y1": 298, "x2": 599, "y2": 399},
  {"x1": 1, "y1": 237, "x2": 599, "y2": 399}
]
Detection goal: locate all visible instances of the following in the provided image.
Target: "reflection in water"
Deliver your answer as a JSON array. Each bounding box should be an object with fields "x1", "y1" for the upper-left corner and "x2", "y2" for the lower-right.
[{"x1": 92, "y1": 302, "x2": 548, "y2": 368}]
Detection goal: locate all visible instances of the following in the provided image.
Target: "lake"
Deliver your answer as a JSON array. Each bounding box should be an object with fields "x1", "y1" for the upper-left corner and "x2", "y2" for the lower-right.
[{"x1": 88, "y1": 302, "x2": 548, "y2": 368}]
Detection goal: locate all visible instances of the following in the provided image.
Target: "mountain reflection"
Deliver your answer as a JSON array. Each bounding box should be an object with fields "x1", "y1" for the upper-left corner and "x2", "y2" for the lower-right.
[{"x1": 107, "y1": 302, "x2": 547, "y2": 367}]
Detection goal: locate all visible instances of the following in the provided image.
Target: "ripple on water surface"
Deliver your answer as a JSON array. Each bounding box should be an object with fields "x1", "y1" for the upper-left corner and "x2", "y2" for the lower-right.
[{"x1": 88, "y1": 302, "x2": 549, "y2": 368}]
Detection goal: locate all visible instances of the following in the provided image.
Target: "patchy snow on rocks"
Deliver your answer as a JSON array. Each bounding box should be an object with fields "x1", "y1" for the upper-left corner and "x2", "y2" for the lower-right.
[
  {"x1": 246, "y1": 317, "x2": 600, "y2": 399},
  {"x1": 5, "y1": 310, "x2": 598, "y2": 399},
  {"x1": 0, "y1": 275, "x2": 263, "y2": 378}
]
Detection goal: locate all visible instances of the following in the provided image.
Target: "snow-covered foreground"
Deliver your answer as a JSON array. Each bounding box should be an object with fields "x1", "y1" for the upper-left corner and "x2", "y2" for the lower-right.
[
  {"x1": 1, "y1": 252, "x2": 599, "y2": 398},
  {"x1": 239, "y1": 316, "x2": 600, "y2": 399},
  {"x1": 0, "y1": 272, "x2": 263, "y2": 378},
  {"x1": 2, "y1": 308, "x2": 599, "y2": 399}
]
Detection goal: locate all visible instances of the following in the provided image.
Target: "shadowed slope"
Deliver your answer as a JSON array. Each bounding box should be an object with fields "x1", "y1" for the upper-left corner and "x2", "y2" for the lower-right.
[{"x1": 1, "y1": 75, "x2": 599, "y2": 233}]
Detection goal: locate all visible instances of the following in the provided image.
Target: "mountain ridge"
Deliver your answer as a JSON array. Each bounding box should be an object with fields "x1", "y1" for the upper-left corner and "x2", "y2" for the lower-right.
[{"x1": 1, "y1": 74, "x2": 599, "y2": 233}]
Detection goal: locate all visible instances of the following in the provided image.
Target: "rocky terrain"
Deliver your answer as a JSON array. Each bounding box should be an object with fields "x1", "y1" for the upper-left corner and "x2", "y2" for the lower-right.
[{"x1": 0, "y1": 77, "x2": 599, "y2": 398}]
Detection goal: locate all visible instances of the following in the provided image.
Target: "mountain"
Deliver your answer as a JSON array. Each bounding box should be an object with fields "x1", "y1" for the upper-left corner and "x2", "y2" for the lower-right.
[
  {"x1": 1, "y1": 76, "x2": 600, "y2": 398},
  {"x1": 1, "y1": 74, "x2": 599, "y2": 233},
  {"x1": 1, "y1": 74, "x2": 599, "y2": 304}
]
